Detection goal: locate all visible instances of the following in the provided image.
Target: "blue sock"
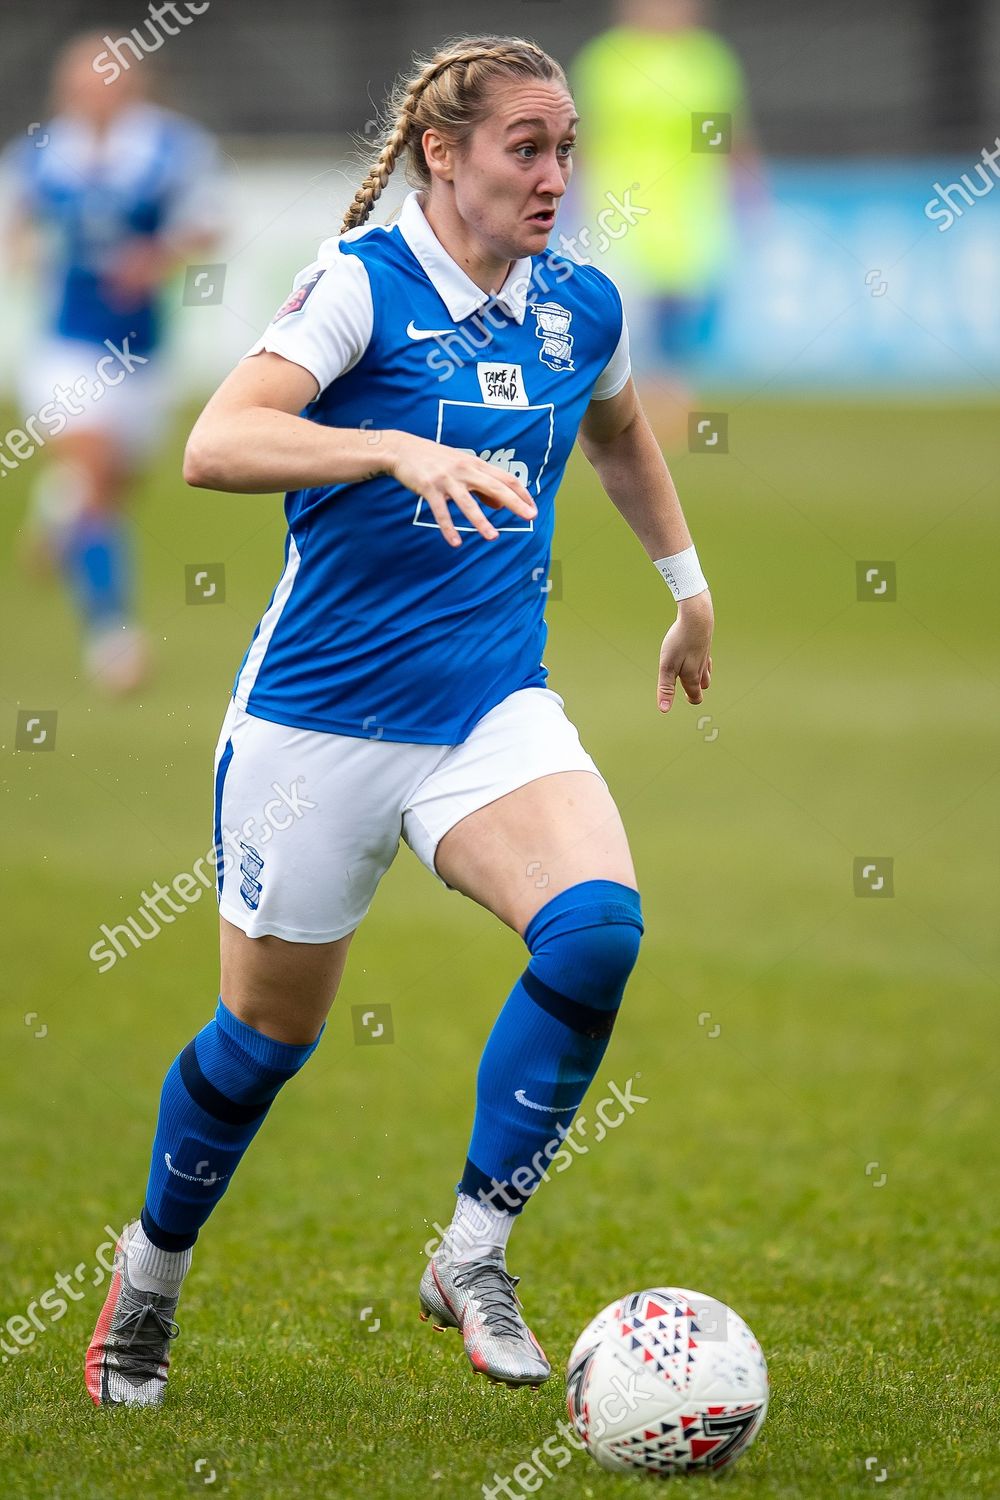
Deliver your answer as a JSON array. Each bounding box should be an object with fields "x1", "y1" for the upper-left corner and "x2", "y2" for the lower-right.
[
  {"x1": 459, "y1": 879, "x2": 643, "y2": 1214},
  {"x1": 141, "y1": 999, "x2": 323, "y2": 1251},
  {"x1": 63, "y1": 510, "x2": 131, "y2": 627}
]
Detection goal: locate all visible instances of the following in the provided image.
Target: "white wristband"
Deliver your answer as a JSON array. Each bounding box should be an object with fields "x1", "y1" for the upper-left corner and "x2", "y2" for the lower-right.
[{"x1": 654, "y1": 545, "x2": 709, "y2": 602}]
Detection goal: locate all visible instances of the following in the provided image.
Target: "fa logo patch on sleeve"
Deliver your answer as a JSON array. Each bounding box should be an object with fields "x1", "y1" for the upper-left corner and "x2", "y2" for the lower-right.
[{"x1": 271, "y1": 267, "x2": 326, "y2": 323}]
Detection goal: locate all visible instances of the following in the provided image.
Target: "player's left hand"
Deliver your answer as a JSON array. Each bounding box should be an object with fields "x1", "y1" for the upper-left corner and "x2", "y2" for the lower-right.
[{"x1": 657, "y1": 593, "x2": 713, "y2": 714}]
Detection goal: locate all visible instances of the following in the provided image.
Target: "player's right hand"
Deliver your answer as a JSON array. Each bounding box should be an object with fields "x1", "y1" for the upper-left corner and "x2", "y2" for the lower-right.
[{"x1": 386, "y1": 431, "x2": 537, "y2": 547}]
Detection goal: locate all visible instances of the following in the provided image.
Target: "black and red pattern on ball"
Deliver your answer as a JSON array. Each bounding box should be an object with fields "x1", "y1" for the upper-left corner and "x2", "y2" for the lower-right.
[
  {"x1": 607, "y1": 1400, "x2": 764, "y2": 1474},
  {"x1": 565, "y1": 1341, "x2": 600, "y2": 1444},
  {"x1": 697, "y1": 1404, "x2": 768, "y2": 1470},
  {"x1": 617, "y1": 1292, "x2": 703, "y2": 1392}
]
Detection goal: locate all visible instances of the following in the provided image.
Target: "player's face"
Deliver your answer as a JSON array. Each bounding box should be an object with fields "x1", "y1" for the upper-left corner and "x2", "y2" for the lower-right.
[
  {"x1": 53, "y1": 36, "x2": 139, "y2": 126},
  {"x1": 454, "y1": 81, "x2": 578, "y2": 260}
]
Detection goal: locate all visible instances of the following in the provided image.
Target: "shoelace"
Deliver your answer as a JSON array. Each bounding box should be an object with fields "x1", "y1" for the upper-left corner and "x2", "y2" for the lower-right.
[
  {"x1": 110, "y1": 1292, "x2": 180, "y2": 1378},
  {"x1": 452, "y1": 1259, "x2": 526, "y2": 1340}
]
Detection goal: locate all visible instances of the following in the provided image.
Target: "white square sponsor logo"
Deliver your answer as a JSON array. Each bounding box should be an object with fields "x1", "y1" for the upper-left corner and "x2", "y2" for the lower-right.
[
  {"x1": 477, "y1": 362, "x2": 528, "y2": 406},
  {"x1": 411, "y1": 399, "x2": 554, "y2": 532}
]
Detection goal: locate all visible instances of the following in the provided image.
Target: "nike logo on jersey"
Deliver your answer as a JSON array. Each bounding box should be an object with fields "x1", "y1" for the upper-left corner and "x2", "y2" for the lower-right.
[
  {"x1": 406, "y1": 320, "x2": 453, "y2": 340},
  {"x1": 514, "y1": 1088, "x2": 576, "y2": 1113}
]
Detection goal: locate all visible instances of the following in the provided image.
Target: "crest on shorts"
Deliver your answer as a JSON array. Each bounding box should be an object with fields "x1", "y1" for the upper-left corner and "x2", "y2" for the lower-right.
[
  {"x1": 239, "y1": 841, "x2": 264, "y2": 910},
  {"x1": 531, "y1": 301, "x2": 575, "y2": 371},
  {"x1": 272, "y1": 266, "x2": 326, "y2": 322}
]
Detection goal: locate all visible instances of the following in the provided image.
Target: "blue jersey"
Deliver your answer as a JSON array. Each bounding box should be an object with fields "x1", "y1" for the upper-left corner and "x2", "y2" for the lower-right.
[
  {"x1": 234, "y1": 190, "x2": 631, "y2": 745},
  {"x1": 7, "y1": 103, "x2": 219, "y2": 355}
]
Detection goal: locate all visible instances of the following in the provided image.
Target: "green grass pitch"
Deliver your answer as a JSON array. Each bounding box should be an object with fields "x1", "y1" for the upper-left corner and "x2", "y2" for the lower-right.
[{"x1": 0, "y1": 398, "x2": 997, "y2": 1497}]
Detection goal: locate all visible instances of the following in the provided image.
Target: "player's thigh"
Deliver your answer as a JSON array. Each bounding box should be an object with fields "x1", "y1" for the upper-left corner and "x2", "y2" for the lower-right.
[
  {"x1": 213, "y1": 698, "x2": 440, "y2": 1037},
  {"x1": 219, "y1": 916, "x2": 354, "y2": 1045},
  {"x1": 434, "y1": 768, "x2": 637, "y2": 937}
]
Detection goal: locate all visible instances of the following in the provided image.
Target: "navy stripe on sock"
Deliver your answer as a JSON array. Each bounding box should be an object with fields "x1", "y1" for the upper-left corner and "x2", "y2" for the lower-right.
[
  {"x1": 459, "y1": 1157, "x2": 530, "y2": 1214},
  {"x1": 520, "y1": 969, "x2": 618, "y2": 1039},
  {"x1": 178, "y1": 1039, "x2": 270, "y2": 1126},
  {"x1": 141, "y1": 1205, "x2": 199, "y2": 1252}
]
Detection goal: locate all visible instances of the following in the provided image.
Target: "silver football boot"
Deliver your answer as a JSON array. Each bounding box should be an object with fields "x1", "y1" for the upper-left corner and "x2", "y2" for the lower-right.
[
  {"x1": 85, "y1": 1220, "x2": 180, "y2": 1406},
  {"x1": 419, "y1": 1245, "x2": 551, "y2": 1387}
]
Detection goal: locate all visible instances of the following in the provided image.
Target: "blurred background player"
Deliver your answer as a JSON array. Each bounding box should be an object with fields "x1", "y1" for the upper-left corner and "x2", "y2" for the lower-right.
[
  {"x1": 572, "y1": 0, "x2": 762, "y2": 443},
  {"x1": 4, "y1": 32, "x2": 222, "y2": 693}
]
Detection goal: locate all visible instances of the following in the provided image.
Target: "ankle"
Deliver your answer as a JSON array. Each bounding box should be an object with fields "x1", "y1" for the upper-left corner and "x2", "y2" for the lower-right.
[
  {"x1": 126, "y1": 1218, "x2": 193, "y2": 1295},
  {"x1": 445, "y1": 1192, "x2": 515, "y2": 1264}
]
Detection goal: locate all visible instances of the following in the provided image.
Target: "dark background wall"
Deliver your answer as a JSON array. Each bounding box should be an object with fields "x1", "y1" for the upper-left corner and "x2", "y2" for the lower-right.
[{"x1": 2, "y1": 0, "x2": 998, "y2": 156}]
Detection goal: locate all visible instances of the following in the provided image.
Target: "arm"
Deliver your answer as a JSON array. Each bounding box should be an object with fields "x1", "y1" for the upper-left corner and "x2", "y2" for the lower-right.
[
  {"x1": 182, "y1": 350, "x2": 537, "y2": 546},
  {"x1": 578, "y1": 379, "x2": 714, "y2": 714}
]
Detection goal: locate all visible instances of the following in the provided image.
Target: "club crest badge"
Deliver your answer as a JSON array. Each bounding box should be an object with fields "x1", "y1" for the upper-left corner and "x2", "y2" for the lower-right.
[
  {"x1": 239, "y1": 841, "x2": 264, "y2": 911},
  {"x1": 531, "y1": 301, "x2": 575, "y2": 371}
]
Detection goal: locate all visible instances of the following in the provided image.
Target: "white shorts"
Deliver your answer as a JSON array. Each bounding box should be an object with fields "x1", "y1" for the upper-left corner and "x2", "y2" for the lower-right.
[
  {"x1": 212, "y1": 686, "x2": 607, "y2": 943},
  {"x1": 19, "y1": 336, "x2": 172, "y2": 465}
]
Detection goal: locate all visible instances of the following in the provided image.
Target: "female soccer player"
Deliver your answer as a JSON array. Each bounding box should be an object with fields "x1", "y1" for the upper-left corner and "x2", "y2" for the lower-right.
[
  {"x1": 87, "y1": 33, "x2": 713, "y2": 1405},
  {"x1": 6, "y1": 33, "x2": 220, "y2": 692}
]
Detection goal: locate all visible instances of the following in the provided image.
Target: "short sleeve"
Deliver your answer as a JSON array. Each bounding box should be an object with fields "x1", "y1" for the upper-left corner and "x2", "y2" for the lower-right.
[
  {"x1": 241, "y1": 248, "x2": 374, "y2": 398},
  {"x1": 590, "y1": 306, "x2": 631, "y2": 401}
]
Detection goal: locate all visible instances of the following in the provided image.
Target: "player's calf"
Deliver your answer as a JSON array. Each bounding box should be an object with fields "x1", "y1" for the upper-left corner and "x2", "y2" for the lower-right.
[
  {"x1": 460, "y1": 879, "x2": 644, "y2": 1213},
  {"x1": 87, "y1": 998, "x2": 323, "y2": 1405}
]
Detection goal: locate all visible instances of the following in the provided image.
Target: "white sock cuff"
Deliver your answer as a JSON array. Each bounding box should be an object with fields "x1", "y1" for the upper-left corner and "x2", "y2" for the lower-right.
[
  {"x1": 126, "y1": 1220, "x2": 193, "y2": 1293},
  {"x1": 446, "y1": 1191, "x2": 516, "y2": 1262}
]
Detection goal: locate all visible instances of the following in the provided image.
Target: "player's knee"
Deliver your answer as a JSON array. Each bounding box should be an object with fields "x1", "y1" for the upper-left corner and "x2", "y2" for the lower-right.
[
  {"x1": 189, "y1": 999, "x2": 325, "y2": 1113},
  {"x1": 561, "y1": 917, "x2": 642, "y2": 1010},
  {"x1": 526, "y1": 883, "x2": 643, "y2": 1013}
]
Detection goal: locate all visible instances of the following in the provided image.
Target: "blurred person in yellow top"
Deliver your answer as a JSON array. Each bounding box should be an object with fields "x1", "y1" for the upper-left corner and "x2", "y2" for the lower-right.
[{"x1": 572, "y1": 0, "x2": 762, "y2": 442}]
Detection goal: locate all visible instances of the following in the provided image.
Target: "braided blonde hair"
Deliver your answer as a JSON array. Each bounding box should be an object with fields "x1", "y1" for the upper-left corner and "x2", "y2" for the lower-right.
[{"x1": 341, "y1": 35, "x2": 568, "y2": 233}]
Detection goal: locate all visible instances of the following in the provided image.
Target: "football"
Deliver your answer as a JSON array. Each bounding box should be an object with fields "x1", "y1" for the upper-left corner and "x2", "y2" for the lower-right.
[{"x1": 566, "y1": 1286, "x2": 769, "y2": 1476}]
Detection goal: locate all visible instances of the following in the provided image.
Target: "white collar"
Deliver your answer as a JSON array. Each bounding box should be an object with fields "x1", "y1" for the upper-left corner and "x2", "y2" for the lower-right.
[{"x1": 395, "y1": 190, "x2": 533, "y2": 325}]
